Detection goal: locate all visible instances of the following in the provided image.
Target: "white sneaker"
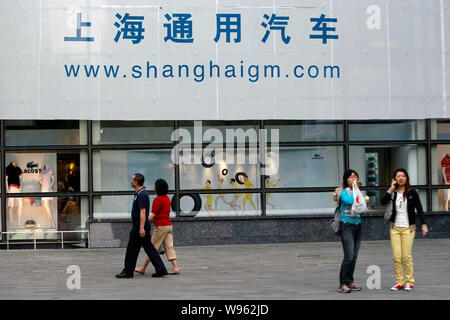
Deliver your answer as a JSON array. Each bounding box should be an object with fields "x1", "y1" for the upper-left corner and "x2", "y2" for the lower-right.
[
  {"x1": 404, "y1": 284, "x2": 414, "y2": 291},
  {"x1": 390, "y1": 284, "x2": 404, "y2": 291}
]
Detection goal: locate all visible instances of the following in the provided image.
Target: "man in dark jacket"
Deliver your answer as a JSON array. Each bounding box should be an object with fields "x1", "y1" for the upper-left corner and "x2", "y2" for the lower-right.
[{"x1": 116, "y1": 173, "x2": 168, "y2": 278}]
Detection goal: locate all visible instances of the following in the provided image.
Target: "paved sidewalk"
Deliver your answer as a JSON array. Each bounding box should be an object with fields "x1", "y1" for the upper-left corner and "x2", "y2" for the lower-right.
[{"x1": 0, "y1": 239, "x2": 449, "y2": 300}]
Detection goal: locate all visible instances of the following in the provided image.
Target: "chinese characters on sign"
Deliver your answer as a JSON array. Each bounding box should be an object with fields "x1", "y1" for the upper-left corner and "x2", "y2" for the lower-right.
[
  {"x1": 114, "y1": 13, "x2": 145, "y2": 44},
  {"x1": 261, "y1": 14, "x2": 291, "y2": 44},
  {"x1": 309, "y1": 14, "x2": 339, "y2": 44},
  {"x1": 64, "y1": 12, "x2": 338, "y2": 45},
  {"x1": 64, "y1": 12, "x2": 94, "y2": 42},
  {"x1": 164, "y1": 13, "x2": 194, "y2": 43}
]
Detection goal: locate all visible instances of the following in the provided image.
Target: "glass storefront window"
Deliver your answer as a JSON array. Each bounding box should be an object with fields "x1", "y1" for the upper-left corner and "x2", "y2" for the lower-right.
[
  {"x1": 264, "y1": 146, "x2": 343, "y2": 188},
  {"x1": 5, "y1": 120, "x2": 87, "y2": 146},
  {"x1": 5, "y1": 150, "x2": 88, "y2": 192},
  {"x1": 2, "y1": 119, "x2": 447, "y2": 228},
  {"x1": 367, "y1": 189, "x2": 428, "y2": 212},
  {"x1": 94, "y1": 195, "x2": 177, "y2": 220},
  {"x1": 349, "y1": 145, "x2": 427, "y2": 186},
  {"x1": 431, "y1": 120, "x2": 450, "y2": 140},
  {"x1": 265, "y1": 192, "x2": 336, "y2": 216},
  {"x1": 93, "y1": 149, "x2": 175, "y2": 191},
  {"x1": 4, "y1": 196, "x2": 88, "y2": 240},
  {"x1": 432, "y1": 189, "x2": 450, "y2": 212},
  {"x1": 265, "y1": 120, "x2": 344, "y2": 142},
  {"x1": 92, "y1": 121, "x2": 175, "y2": 145},
  {"x1": 178, "y1": 120, "x2": 260, "y2": 144},
  {"x1": 431, "y1": 144, "x2": 450, "y2": 185},
  {"x1": 94, "y1": 192, "x2": 260, "y2": 220},
  {"x1": 179, "y1": 192, "x2": 261, "y2": 218},
  {"x1": 179, "y1": 147, "x2": 260, "y2": 190},
  {"x1": 349, "y1": 120, "x2": 425, "y2": 141}
]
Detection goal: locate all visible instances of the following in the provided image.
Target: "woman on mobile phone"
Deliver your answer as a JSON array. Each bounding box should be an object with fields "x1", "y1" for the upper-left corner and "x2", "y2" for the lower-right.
[
  {"x1": 381, "y1": 168, "x2": 429, "y2": 291},
  {"x1": 336, "y1": 170, "x2": 370, "y2": 294}
]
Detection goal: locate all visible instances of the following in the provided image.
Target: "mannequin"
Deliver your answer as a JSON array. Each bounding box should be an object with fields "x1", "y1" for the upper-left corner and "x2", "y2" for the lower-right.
[
  {"x1": 6, "y1": 162, "x2": 23, "y2": 228},
  {"x1": 40, "y1": 164, "x2": 56, "y2": 228},
  {"x1": 441, "y1": 154, "x2": 450, "y2": 211},
  {"x1": 65, "y1": 162, "x2": 80, "y2": 192},
  {"x1": 265, "y1": 175, "x2": 281, "y2": 210}
]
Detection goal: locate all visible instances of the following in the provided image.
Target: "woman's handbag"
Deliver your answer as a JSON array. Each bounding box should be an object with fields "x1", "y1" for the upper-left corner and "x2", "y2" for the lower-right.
[
  {"x1": 329, "y1": 205, "x2": 341, "y2": 235},
  {"x1": 384, "y1": 192, "x2": 394, "y2": 221}
]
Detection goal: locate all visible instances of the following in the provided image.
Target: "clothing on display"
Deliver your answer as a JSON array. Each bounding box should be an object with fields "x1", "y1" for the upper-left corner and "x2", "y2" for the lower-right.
[
  {"x1": 6, "y1": 162, "x2": 23, "y2": 228},
  {"x1": 6, "y1": 184, "x2": 22, "y2": 207},
  {"x1": 6, "y1": 162, "x2": 22, "y2": 188},
  {"x1": 441, "y1": 154, "x2": 450, "y2": 184},
  {"x1": 40, "y1": 166, "x2": 54, "y2": 192},
  {"x1": 39, "y1": 164, "x2": 57, "y2": 228},
  {"x1": 442, "y1": 154, "x2": 450, "y2": 210}
]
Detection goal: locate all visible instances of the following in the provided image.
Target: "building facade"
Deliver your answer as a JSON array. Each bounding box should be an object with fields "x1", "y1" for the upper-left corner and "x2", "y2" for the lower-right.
[
  {"x1": 1, "y1": 119, "x2": 450, "y2": 247},
  {"x1": 1, "y1": 1, "x2": 449, "y2": 247}
]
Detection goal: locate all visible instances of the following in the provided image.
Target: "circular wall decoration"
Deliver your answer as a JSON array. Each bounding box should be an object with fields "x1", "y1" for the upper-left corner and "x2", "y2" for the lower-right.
[
  {"x1": 235, "y1": 172, "x2": 248, "y2": 185},
  {"x1": 171, "y1": 194, "x2": 202, "y2": 216},
  {"x1": 201, "y1": 150, "x2": 216, "y2": 168}
]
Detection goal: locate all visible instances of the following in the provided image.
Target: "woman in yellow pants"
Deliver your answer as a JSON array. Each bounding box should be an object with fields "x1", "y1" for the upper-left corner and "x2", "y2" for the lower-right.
[{"x1": 381, "y1": 168, "x2": 429, "y2": 291}]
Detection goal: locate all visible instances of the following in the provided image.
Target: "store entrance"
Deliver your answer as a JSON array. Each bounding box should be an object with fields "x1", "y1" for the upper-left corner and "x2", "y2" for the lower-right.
[{"x1": 56, "y1": 153, "x2": 81, "y2": 239}]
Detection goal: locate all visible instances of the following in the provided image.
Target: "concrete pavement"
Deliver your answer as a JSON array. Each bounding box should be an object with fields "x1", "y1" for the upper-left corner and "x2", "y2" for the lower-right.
[{"x1": 0, "y1": 239, "x2": 449, "y2": 300}]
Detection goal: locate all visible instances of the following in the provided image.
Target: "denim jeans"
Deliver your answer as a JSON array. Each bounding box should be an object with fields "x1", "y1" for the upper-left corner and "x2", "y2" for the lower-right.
[{"x1": 339, "y1": 222, "x2": 362, "y2": 286}]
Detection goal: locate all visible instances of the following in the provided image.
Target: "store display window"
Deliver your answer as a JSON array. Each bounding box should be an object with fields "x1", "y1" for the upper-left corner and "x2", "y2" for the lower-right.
[
  {"x1": 349, "y1": 144, "x2": 427, "y2": 186},
  {"x1": 4, "y1": 151, "x2": 88, "y2": 236},
  {"x1": 93, "y1": 149, "x2": 175, "y2": 191}
]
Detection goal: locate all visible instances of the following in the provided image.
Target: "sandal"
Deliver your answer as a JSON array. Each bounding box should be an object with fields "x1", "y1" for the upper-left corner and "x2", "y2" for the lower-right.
[
  {"x1": 134, "y1": 269, "x2": 145, "y2": 275},
  {"x1": 168, "y1": 271, "x2": 180, "y2": 275}
]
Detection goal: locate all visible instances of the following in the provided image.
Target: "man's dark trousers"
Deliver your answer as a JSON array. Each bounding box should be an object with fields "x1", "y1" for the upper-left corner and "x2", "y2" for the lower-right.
[{"x1": 124, "y1": 220, "x2": 167, "y2": 275}]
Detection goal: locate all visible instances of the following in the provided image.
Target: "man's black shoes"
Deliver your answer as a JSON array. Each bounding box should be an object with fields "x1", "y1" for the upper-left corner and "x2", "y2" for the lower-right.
[
  {"x1": 152, "y1": 272, "x2": 168, "y2": 278},
  {"x1": 116, "y1": 270, "x2": 133, "y2": 278},
  {"x1": 116, "y1": 269, "x2": 167, "y2": 278}
]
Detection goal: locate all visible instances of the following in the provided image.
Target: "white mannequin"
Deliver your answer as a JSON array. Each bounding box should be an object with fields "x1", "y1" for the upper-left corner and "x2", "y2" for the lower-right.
[
  {"x1": 6, "y1": 162, "x2": 23, "y2": 229},
  {"x1": 40, "y1": 164, "x2": 56, "y2": 228}
]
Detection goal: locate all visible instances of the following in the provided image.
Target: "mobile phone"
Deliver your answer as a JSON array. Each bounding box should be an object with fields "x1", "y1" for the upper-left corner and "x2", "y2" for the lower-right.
[{"x1": 392, "y1": 179, "x2": 397, "y2": 189}]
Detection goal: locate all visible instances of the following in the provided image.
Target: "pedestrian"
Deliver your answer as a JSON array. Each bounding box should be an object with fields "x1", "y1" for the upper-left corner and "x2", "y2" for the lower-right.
[
  {"x1": 116, "y1": 174, "x2": 168, "y2": 278},
  {"x1": 135, "y1": 178, "x2": 180, "y2": 275},
  {"x1": 381, "y1": 168, "x2": 429, "y2": 291},
  {"x1": 335, "y1": 169, "x2": 370, "y2": 293}
]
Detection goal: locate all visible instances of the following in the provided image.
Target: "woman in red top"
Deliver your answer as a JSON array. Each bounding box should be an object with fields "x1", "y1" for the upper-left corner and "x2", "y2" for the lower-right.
[{"x1": 135, "y1": 179, "x2": 179, "y2": 275}]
